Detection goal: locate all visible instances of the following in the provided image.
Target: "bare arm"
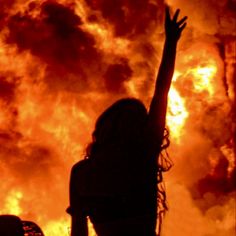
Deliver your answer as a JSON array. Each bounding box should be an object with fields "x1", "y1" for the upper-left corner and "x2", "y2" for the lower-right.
[
  {"x1": 69, "y1": 166, "x2": 88, "y2": 236},
  {"x1": 148, "y1": 7, "x2": 187, "y2": 153}
]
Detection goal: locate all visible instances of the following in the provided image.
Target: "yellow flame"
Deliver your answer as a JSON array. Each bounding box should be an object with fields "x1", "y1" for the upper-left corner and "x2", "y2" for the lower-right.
[
  {"x1": 0, "y1": 191, "x2": 23, "y2": 216},
  {"x1": 43, "y1": 217, "x2": 97, "y2": 236},
  {"x1": 167, "y1": 86, "x2": 188, "y2": 143},
  {"x1": 88, "y1": 218, "x2": 97, "y2": 236},
  {"x1": 192, "y1": 65, "x2": 217, "y2": 96},
  {"x1": 43, "y1": 218, "x2": 70, "y2": 236}
]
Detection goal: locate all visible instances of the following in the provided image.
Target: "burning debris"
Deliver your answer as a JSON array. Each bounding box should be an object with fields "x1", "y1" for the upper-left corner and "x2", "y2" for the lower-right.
[{"x1": 0, "y1": 0, "x2": 235, "y2": 236}]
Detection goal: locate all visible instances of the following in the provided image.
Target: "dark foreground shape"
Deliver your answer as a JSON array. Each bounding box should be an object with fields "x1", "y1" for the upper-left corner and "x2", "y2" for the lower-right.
[
  {"x1": 0, "y1": 215, "x2": 24, "y2": 236},
  {"x1": 22, "y1": 220, "x2": 45, "y2": 235},
  {"x1": 0, "y1": 215, "x2": 44, "y2": 236}
]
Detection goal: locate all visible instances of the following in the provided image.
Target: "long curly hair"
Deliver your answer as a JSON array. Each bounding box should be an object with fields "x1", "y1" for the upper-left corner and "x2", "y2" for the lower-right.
[
  {"x1": 86, "y1": 98, "x2": 149, "y2": 161},
  {"x1": 85, "y1": 98, "x2": 172, "y2": 235}
]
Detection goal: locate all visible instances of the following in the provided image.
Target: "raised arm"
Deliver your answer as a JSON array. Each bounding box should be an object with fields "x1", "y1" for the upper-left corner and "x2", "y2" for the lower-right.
[{"x1": 148, "y1": 7, "x2": 187, "y2": 153}]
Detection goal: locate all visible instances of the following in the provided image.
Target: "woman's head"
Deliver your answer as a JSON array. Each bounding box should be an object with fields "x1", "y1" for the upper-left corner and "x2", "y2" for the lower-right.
[{"x1": 87, "y1": 98, "x2": 148, "y2": 157}]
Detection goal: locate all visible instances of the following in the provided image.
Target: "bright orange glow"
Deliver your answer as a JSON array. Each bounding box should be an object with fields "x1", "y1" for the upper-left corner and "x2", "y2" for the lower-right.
[
  {"x1": 43, "y1": 218, "x2": 70, "y2": 236},
  {"x1": 191, "y1": 64, "x2": 217, "y2": 96},
  {"x1": 1, "y1": 191, "x2": 23, "y2": 216},
  {"x1": 0, "y1": 1, "x2": 235, "y2": 236},
  {"x1": 167, "y1": 87, "x2": 188, "y2": 143}
]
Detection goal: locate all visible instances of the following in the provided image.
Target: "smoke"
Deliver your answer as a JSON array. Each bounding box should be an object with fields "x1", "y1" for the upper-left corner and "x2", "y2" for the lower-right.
[
  {"x1": 104, "y1": 58, "x2": 133, "y2": 92},
  {"x1": 85, "y1": 0, "x2": 165, "y2": 37},
  {"x1": 162, "y1": 183, "x2": 235, "y2": 236},
  {"x1": 0, "y1": 77, "x2": 16, "y2": 102},
  {"x1": 5, "y1": 1, "x2": 99, "y2": 92},
  {"x1": 0, "y1": 0, "x2": 143, "y2": 97}
]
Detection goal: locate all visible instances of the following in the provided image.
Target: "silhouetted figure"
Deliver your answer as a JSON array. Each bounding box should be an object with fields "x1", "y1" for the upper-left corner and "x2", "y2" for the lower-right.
[
  {"x1": 0, "y1": 215, "x2": 24, "y2": 236},
  {"x1": 67, "y1": 7, "x2": 187, "y2": 236},
  {"x1": 0, "y1": 215, "x2": 45, "y2": 236}
]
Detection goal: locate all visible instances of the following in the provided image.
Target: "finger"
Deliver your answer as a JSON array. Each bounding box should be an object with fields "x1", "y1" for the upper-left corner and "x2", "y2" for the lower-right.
[
  {"x1": 165, "y1": 6, "x2": 171, "y2": 23},
  {"x1": 173, "y1": 9, "x2": 180, "y2": 22},
  {"x1": 179, "y1": 22, "x2": 187, "y2": 32},
  {"x1": 177, "y1": 16, "x2": 188, "y2": 27}
]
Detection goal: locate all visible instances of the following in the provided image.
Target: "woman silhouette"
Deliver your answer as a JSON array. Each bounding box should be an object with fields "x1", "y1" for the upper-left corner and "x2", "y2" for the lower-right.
[{"x1": 67, "y1": 7, "x2": 187, "y2": 236}]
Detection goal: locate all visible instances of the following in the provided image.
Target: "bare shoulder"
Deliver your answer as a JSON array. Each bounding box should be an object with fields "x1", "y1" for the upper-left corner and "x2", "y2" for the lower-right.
[{"x1": 71, "y1": 159, "x2": 91, "y2": 178}]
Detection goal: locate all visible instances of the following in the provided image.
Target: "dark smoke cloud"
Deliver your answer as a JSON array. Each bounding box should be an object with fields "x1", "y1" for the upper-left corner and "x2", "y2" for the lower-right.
[
  {"x1": 0, "y1": 0, "x2": 15, "y2": 31},
  {"x1": 4, "y1": 1, "x2": 137, "y2": 94},
  {"x1": 0, "y1": 128, "x2": 68, "y2": 221},
  {"x1": 85, "y1": 0, "x2": 164, "y2": 37},
  {"x1": 5, "y1": 1, "x2": 101, "y2": 91},
  {"x1": 7, "y1": 1, "x2": 97, "y2": 69},
  {"x1": 195, "y1": 103, "x2": 236, "y2": 195},
  {"x1": 0, "y1": 77, "x2": 16, "y2": 102},
  {"x1": 0, "y1": 131, "x2": 55, "y2": 182},
  {"x1": 197, "y1": 156, "x2": 236, "y2": 195},
  {"x1": 0, "y1": 10, "x2": 6, "y2": 31},
  {"x1": 104, "y1": 58, "x2": 132, "y2": 92}
]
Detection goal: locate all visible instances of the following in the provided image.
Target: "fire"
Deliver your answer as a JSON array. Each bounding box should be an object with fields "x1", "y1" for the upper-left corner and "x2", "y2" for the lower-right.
[
  {"x1": 221, "y1": 144, "x2": 236, "y2": 177},
  {"x1": 167, "y1": 86, "x2": 188, "y2": 143},
  {"x1": 0, "y1": 191, "x2": 23, "y2": 216},
  {"x1": 191, "y1": 64, "x2": 217, "y2": 96},
  {"x1": 166, "y1": 58, "x2": 218, "y2": 142},
  {"x1": 0, "y1": 1, "x2": 235, "y2": 236},
  {"x1": 74, "y1": 0, "x2": 131, "y2": 54},
  {"x1": 82, "y1": 20, "x2": 130, "y2": 54},
  {"x1": 43, "y1": 218, "x2": 70, "y2": 236}
]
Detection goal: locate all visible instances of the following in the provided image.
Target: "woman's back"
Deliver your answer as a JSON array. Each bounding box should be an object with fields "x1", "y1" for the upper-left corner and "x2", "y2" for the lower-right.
[{"x1": 69, "y1": 147, "x2": 157, "y2": 236}]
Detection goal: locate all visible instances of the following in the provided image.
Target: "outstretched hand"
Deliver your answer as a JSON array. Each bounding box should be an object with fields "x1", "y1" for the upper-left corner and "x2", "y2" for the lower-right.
[{"x1": 165, "y1": 7, "x2": 187, "y2": 42}]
